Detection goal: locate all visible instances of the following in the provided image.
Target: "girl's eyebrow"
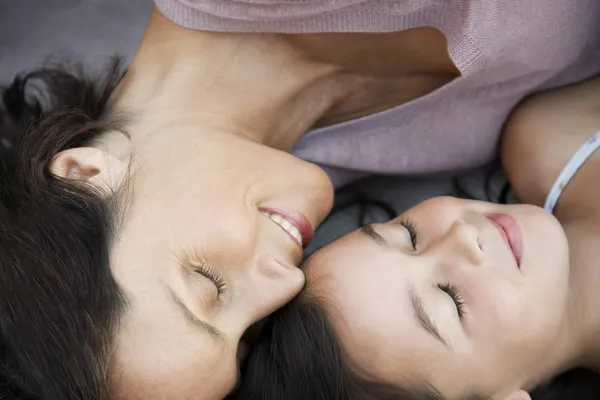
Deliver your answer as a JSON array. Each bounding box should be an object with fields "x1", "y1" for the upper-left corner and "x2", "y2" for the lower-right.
[
  {"x1": 360, "y1": 224, "x2": 450, "y2": 348},
  {"x1": 359, "y1": 224, "x2": 450, "y2": 349},
  {"x1": 408, "y1": 284, "x2": 450, "y2": 349},
  {"x1": 360, "y1": 224, "x2": 387, "y2": 245}
]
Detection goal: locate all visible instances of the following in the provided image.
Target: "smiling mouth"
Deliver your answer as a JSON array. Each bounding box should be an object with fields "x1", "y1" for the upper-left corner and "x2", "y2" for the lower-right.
[{"x1": 262, "y1": 212, "x2": 304, "y2": 246}]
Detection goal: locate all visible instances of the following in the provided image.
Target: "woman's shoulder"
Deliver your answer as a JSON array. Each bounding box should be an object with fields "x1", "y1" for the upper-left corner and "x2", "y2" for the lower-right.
[{"x1": 502, "y1": 76, "x2": 600, "y2": 219}]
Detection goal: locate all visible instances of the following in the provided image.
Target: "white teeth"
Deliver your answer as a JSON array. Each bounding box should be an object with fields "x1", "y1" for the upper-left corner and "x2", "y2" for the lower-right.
[
  {"x1": 280, "y1": 219, "x2": 293, "y2": 231},
  {"x1": 263, "y1": 212, "x2": 303, "y2": 245}
]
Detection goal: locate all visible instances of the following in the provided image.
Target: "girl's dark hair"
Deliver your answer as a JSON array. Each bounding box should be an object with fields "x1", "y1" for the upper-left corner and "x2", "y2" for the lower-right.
[
  {"x1": 0, "y1": 58, "x2": 128, "y2": 400},
  {"x1": 234, "y1": 292, "x2": 486, "y2": 400}
]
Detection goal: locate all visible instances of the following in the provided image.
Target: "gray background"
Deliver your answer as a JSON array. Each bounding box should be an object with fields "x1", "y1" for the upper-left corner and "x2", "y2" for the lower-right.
[{"x1": 0, "y1": 0, "x2": 151, "y2": 77}]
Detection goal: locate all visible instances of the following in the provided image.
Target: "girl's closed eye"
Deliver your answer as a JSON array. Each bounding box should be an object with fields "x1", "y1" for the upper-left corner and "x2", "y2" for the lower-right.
[
  {"x1": 400, "y1": 218, "x2": 419, "y2": 250},
  {"x1": 395, "y1": 219, "x2": 466, "y2": 320},
  {"x1": 439, "y1": 282, "x2": 466, "y2": 320}
]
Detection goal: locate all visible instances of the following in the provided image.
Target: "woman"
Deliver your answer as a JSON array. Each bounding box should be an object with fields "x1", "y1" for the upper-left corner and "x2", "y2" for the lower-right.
[
  {"x1": 0, "y1": 18, "x2": 333, "y2": 400},
  {"x1": 2, "y1": 1, "x2": 600, "y2": 399},
  {"x1": 236, "y1": 77, "x2": 600, "y2": 399}
]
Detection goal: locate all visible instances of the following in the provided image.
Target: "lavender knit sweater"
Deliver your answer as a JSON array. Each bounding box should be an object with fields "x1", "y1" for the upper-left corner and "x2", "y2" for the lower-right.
[{"x1": 155, "y1": 0, "x2": 600, "y2": 186}]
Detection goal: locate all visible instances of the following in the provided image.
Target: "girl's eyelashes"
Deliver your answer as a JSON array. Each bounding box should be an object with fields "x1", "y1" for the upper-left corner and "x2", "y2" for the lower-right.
[
  {"x1": 439, "y1": 282, "x2": 466, "y2": 320},
  {"x1": 400, "y1": 218, "x2": 419, "y2": 249}
]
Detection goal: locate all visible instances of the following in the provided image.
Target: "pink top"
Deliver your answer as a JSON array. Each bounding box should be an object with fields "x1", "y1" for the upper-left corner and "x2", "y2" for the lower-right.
[{"x1": 155, "y1": 0, "x2": 600, "y2": 187}]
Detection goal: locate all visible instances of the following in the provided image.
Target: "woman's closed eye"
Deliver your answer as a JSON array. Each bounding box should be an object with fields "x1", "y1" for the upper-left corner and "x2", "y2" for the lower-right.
[
  {"x1": 176, "y1": 250, "x2": 228, "y2": 298},
  {"x1": 191, "y1": 262, "x2": 227, "y2": 296}
]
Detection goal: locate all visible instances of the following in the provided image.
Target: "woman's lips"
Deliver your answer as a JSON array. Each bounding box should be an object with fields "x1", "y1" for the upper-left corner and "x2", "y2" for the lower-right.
[
  {"x1": 259, "y1": 207, "x2": 314, "y2": 248},
  {"x1": 487, "y1": 213, "x2": 523, "y2": 267}
]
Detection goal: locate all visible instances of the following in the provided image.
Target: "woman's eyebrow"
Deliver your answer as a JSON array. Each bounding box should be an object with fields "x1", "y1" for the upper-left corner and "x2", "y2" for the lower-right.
[
  {"x1": 360, "y1": 224, "x2": 387, "y2": 245},
  {"x1": 408, "y1": 284, "x2": 450, "y2": 349},
  {"x1": 166, "y1": 286, "x2": 225, "y2": 342}
]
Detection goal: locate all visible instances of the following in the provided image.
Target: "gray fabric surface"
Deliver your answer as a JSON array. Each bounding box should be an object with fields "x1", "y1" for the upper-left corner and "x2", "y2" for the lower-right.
[
  {"x1": 0, "y1": 0, "x2": 501, "y2": 252},
  {"x1": 0, "y1": 0, "x2": 152, "y2": 77}
]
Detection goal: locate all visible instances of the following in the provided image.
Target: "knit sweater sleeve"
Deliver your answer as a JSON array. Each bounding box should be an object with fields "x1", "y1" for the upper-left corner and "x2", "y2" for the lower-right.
[{"x1": 154, "y1": 0, "x2": 416, "y2": 33}]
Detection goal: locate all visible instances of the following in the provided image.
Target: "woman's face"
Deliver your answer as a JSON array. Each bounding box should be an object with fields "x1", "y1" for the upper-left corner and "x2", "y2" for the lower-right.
[
  {"x1": 54, "y1": 127, "x2": 333, "y2": 399},
  {"x1": 303, "y1": 197, "x2": 570, "y2": 398}
]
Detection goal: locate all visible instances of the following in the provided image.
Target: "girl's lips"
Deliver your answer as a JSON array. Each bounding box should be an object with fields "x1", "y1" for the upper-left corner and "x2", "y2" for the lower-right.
[
  {"x1": 259, "y1": 207, "x2": 314, "y2": 248},
  {"x1": 488, "y1": 213, "x2": 523, "y2": 267}
]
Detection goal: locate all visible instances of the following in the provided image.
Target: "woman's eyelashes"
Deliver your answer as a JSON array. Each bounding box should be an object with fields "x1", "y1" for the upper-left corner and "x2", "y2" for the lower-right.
[
  {"x1": 439, "y1": 282, "x2": 466, "y2": 320},
  {"x1": 400, "y1": 218, "x2": 419, "y2": 250},
  {"x1": 192, "y1": 263, "x2": 227, "y2": 296},
  {"x1": 179, "y1": 254, "x2": 228, "y2": 297}
]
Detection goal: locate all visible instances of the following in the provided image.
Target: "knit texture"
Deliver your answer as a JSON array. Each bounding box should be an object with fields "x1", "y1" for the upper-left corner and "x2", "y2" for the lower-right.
[{"x1": 155, "y1": 0, "x2": 600, "y2": 186}]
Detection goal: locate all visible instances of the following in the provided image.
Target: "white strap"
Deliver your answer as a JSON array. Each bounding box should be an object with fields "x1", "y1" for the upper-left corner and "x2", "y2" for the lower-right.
[{"x1": 544, "y1": 130, "x2": 600, "y2": 213}]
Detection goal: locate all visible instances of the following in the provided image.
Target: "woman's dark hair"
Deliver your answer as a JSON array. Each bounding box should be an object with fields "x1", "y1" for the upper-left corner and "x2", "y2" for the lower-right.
[
  {"x1": 234, "y1": 291, "x2": 486, "y2": 400},
  {"x1": 0, "y1": 58, "x2": 128, "y2": 400}
]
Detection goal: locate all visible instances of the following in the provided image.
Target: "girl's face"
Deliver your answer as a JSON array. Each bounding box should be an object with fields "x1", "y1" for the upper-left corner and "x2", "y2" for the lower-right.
[{"x1": 303, "y1": 197, "x2": 571, "y2": 399}]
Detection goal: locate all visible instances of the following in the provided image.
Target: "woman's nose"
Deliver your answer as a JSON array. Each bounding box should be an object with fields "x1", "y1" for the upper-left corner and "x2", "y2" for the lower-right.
[{"x1": 440, "y1": 220, "x2": 484, "y2": 266}]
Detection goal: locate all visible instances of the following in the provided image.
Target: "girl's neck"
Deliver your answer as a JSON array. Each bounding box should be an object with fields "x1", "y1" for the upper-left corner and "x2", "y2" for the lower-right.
[{"x1": 562, "y1": 218, "x2": 600, "y2": 372}]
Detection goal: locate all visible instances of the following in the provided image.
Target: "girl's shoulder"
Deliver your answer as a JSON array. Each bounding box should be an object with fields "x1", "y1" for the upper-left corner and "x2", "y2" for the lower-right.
[{"x1": 502, "y1": 76, "x2": 600, "y2": 221}]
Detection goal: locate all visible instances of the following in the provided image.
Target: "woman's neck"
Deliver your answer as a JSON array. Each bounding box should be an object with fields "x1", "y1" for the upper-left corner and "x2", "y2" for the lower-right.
[
  {"x1": 110, "y1": 8, "x2": 351, "y2": 151},
  {"x1": 111, "y1": 8, "x2": 461, "y2": 151}
]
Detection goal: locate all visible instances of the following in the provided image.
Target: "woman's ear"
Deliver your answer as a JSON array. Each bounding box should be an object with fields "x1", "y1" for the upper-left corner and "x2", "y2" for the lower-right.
[
  {"x1": 501, "y1": 390, "x2": 531, "y2": 400},
  {"x1": 50, "y1": 147, "x2": 127, "y2": 192}
]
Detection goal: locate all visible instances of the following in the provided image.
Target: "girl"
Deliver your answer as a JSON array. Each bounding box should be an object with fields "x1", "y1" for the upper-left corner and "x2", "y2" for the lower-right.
[{"x1": 237, "y1": 77, "x2": 600, "y2": 400}]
